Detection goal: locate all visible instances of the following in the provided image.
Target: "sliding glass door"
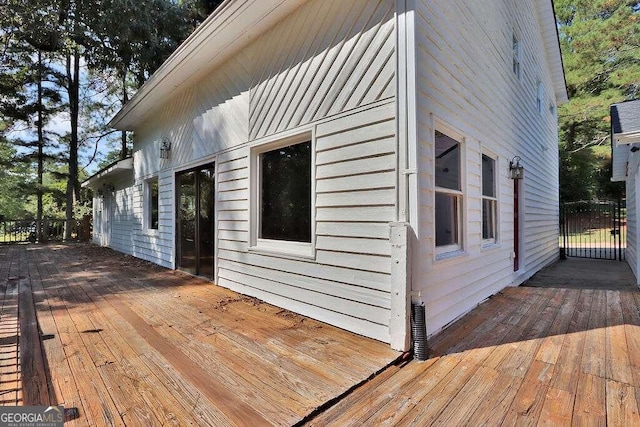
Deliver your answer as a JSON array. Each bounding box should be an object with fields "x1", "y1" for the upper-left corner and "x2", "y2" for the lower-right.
[{"x1": 176, "y1": 164, "x2": 215, "y2": 279}]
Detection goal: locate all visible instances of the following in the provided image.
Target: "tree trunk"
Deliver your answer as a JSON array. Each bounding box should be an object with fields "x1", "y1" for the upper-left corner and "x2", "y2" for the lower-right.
[
  {"x1": 36, "y1": 49, "x2": 44, "y2": 243},
  {"x1": 120, "y1": 71, "x2": 128, "y2": 159},
  {"x1": 65, "y1": 49, "x2": 80, "y2": 241}
]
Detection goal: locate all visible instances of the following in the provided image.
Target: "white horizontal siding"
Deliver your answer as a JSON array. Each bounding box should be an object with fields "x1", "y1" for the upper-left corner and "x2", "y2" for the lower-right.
[
  {"x1": 413, "y1": 0, "x2": 561, "y2": 336},
  {"x1": 109, "y1": 184, "x2": 134, "y2": 255},
  {"x1": 109, "y1": 0, "x2": 399, "y2": 342},
  {"x1": 125, "y1": 169, "x2": 175, "y2": 268},
  {"x1": 216, "y1": 103, "x2": 396, "y2": 342},
  {"x1": 91, "y1": 173, "x2": 135, "y2": 255}
]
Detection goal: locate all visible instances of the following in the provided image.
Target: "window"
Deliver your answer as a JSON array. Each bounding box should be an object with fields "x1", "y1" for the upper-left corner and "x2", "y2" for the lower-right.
[
  {"x1": 259, "y1": 139, "x2": 311, "y2": 244},
  {"x1": 482, "y1": 154, "x2": 497, "y2": 243},
  {"x1": 512, "y1": 34, "x2": 521, "y2": 79},
  {"x1": 435, "y1": 129, "x2": 463, "y2": 253},
  {"x1": 146, "y1": 177, "x2": 159, "y2": 230}
]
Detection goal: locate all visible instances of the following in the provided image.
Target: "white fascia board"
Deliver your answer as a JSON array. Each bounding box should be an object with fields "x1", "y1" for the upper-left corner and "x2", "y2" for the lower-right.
[
  {"x1": 611, "y1": 135, "x2": 631, "y2": 181},
  {"x1": 537, "y1": 0, "x2": 568, "y2": 104},
  {"x1": 614, "y1": 131, "x2": 640, "y2": 145},
  {"x1": 109, "y1": 0, "x2": 308, "y2": 130},
  {"x1": 81, "y1": 157, "x2": 134, "y2": 188}
]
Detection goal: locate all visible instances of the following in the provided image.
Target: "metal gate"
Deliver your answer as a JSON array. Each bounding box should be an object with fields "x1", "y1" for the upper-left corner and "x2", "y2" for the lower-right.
[{"x1": 560, "y1": 200, "x2": 626, "y2": 261}]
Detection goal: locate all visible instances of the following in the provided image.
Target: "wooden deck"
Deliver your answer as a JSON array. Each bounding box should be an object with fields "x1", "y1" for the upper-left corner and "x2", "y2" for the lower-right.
[
  {"x1": 307, "y1": 284, "x2": 640, "y2": 425},
  {"x1": 0, "y1": 243, "x2": 399, "y2": 426}
]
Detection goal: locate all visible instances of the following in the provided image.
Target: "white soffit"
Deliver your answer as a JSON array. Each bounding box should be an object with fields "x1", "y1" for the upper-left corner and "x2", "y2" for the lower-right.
[
  {"x1": 81, "y1": 157, "x2": 134, "y2": 188},
  {"x1": 109, "y1": 0, "x2": 309, "y2": 130}
]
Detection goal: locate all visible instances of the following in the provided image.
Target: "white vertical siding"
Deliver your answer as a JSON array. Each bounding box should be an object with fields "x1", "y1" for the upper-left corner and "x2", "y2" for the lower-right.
[{"x1": 413, "y1": 0, "x2": 561, "y2": 335}]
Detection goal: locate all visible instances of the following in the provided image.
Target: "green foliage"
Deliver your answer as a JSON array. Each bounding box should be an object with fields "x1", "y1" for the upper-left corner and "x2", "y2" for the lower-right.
[
  {"x1": 556, "y1": 0, "x2": 639, "y2": 202},
  {"x1": 97, "y1": 148, "x2": 128, "y2": 170},
  {"x1": 81, "y1": 0, "x2": 194, "y2": 86},
  {"x1": 0, "y1": 0, "x2": 218, "y2": 221},
  {"x1": 0, "y1": 137, "x2": 32, "y2": 219}
]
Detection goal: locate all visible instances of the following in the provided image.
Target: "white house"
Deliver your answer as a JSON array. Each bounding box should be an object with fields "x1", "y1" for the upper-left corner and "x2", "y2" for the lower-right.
[
  {"x1": 611, "y1": 99, "x2": 640, "y2": 283},
  {"x1": 82, "y1": 0, "x2": 567, "y2": 351}
]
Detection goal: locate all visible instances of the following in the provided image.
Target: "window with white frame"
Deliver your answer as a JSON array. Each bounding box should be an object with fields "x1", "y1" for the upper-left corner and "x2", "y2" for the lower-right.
[
  {"x1": 253, "y1": 134, "x2": 312, "y2": 255},
  {"x1": 512, "y1": 34, "x2": 521, "y2": 79},
  {"x1": 435, "y1": 129, "x2": 463, "y2": 253},
  {"x1": 146, "y1": 177, "x2": 159, "y2": 230},
  {"x1": 481, "y1": 154, "x2": 497, "y2": 243}
]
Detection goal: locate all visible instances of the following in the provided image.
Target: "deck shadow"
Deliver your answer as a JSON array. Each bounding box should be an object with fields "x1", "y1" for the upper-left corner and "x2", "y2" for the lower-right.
[{"x1": 523, "y1": 257, "x2": 636, "y2": 290}]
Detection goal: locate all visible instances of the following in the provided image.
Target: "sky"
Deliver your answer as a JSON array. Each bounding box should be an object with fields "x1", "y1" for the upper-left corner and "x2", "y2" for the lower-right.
[{"x1": 5, "y1": 57, "x2": 120, "y2": 176}]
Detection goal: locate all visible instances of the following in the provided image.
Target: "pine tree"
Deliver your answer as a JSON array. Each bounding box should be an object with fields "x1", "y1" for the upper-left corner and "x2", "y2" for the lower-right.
[
  {"x1": 556, "y1": 0, "x2": 640, "y2": 201},
  {"x1": 0, "y1": 0, "x2": 219, "y2": 232},
  {"x1": 0, "y1": 13, "x2": 63, "y2": 235}
]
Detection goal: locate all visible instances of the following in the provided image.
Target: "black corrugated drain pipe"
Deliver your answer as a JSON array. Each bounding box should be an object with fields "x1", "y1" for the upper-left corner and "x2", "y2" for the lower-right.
[{"x1": 411, "y1": 302, "x2": 428, "y2": 360}]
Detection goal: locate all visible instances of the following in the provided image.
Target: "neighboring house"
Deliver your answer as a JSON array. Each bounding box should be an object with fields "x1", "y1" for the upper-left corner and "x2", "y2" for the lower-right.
[
  {"x1": 82, "y1": 0, "x2": 567, "y2": 351},
  {"x1": 611, "y1": 99, "x2": 640, "y2": 283}
]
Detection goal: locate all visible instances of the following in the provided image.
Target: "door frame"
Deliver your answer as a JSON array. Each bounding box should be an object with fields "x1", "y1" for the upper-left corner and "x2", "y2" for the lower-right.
[
  {"x1": 174, "y1": 161, "x2": 217, "y2": 280},
  {"x1": 103, "y1": 193, "x2": 113, "y2": 247},
  {"x1": 513, "y1": 177, "x2": 524, "y2": 272}
]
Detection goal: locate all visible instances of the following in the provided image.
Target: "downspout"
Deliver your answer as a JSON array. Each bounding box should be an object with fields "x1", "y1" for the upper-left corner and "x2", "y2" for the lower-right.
[{"x1": 390, "y1": 0, "x2": 419, "y2": 352}]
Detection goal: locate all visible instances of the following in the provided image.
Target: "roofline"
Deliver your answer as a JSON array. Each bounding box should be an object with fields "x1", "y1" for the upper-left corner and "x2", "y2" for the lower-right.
[
  {"x1": 81, "y1": 157, "x2": 134, "y2": 188},
  {"x1": 109, "y1": 0, "x2": 309, "y2": 130},
  {"x1": 543, "y1": 0, "x2": 569, "y2": 104},
  {"x1": 111, "y1": 0, "x2": 568, "y2": 130},
  {"x1": 614, "y1": 131, "x2": 640, "y2": 145}
]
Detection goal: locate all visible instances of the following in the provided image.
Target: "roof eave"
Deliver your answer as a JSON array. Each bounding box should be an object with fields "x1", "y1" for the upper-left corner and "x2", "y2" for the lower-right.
[
  {"x1": 109, "y1": 0, "x2": 309, "y2": 131},
  {"x1": 81, "y1": 157, "x2": 134, "y2": 189},
  {"x1": 614, "y1": 131, "x2": 640, "y2": 146},
  {"x1": 540, "y1": 0, "x2": 569, "y2": 105}
]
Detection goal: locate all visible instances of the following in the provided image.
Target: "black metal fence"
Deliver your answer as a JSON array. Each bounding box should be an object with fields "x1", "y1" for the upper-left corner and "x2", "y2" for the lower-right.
[
  {"x1": 560, "y1": 200, "x2": 626, "y2": 261},
  {"x1": 0, "y1": 218, "x2": 91, "y2": 244}
]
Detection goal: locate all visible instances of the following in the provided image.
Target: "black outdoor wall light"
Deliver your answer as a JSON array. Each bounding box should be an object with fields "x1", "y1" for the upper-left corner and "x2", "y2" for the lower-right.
[
  {"x1": 509, "y1": 156, "x2": 525, "y2": 180},
  {"x1": 160, "y1": 138, "x2": 172, "y2": 159}
]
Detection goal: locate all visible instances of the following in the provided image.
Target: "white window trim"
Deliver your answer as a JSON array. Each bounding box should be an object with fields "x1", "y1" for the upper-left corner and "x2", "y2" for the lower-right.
[
  {"x1": 433, "y1": 120, "x2": 466, "y2": 259},
  {"x1": 512, "y1": 32, "x2": 522, "y2": 81},
  {"x1": 143, "y1": 176, "x2": 160, "y2": 234},
  {"x1": 249, "y1": 129, "x2": 316, "y2": 259},
  {"x1": 435, "y1": 188, "x2": 464, "y2": 256},
  {"x1": 481, "y1": 151, "x2": 499, "y2": 247}
]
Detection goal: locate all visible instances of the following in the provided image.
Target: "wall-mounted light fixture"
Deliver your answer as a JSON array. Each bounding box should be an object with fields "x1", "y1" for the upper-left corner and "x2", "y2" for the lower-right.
[
  {"x1": 160, "y1": 138, "x2": 172, "y2": 159},
  {"x1": 509, "y1": 156, "x2": 525, "y2": 180}
]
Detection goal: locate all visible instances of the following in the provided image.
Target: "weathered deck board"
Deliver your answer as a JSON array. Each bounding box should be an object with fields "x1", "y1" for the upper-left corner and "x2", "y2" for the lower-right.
[
  {"x1": 0, "y1": 275, "x2": 21, "y2": 406},
  {"x1": 7, "y1": 242, "x2": 640, "y2": 425},
  {"x1": 0, "y1": 243, "x2": 399, "y2": 426},
  {"x1": 18, "y1": 277, "x2": 51, "y2": 406},
  {"x1": 307, "y1": 281, "x2": 640, "y2": 426}
]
